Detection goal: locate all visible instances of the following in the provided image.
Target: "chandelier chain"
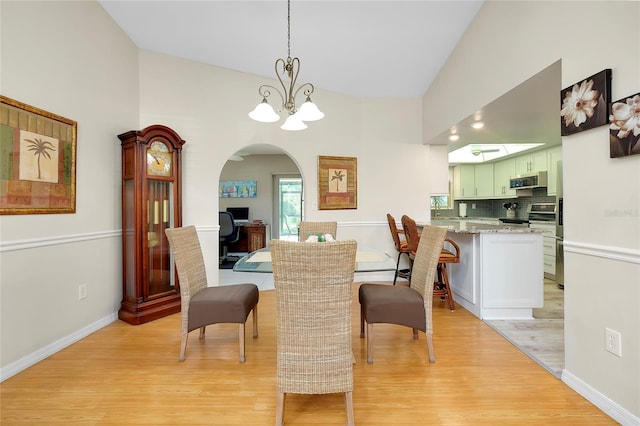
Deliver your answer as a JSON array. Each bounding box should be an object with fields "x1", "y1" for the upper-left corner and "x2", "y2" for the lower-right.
[{"x1": 287, "y1": 0, "x2": 291, "y2": 60}]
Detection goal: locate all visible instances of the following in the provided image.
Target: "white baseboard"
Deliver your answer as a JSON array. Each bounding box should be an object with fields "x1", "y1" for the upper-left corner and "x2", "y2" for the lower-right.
[
  {"x1": 0, "y1": 311, "x2": 118, "y2": 382},
  {"x1": 562, "y1": 369, "x2": 640, "y2": 425}
]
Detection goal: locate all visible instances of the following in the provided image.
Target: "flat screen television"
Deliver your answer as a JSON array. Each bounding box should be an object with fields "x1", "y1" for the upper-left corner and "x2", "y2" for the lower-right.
[{"x1": 226, "y1": 207, "x2": 249, "y2": 224}]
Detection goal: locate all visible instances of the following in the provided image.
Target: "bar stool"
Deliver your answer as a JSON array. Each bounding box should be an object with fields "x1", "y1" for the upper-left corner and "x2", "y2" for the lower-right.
[
  {"x1": 401, "y1": 215, "x2": 458, "y2": 311},
  {"x1": 386, "y1": 214, "x2": 411, "y2": 285},
  {"x1": 436, "y1": 238, "x2": 459, "y2": 311}
]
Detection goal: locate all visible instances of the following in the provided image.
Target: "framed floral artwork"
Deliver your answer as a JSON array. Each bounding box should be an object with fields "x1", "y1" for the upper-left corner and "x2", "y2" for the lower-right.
[
  {"x1": 317, "y1": 155, "x2": 357, "y2": 210},
  {"x1": 0, "y1": 96, "x2": 77, "y2": 214},
  {"x1": 609, "y1": 92, "x2": 640, "y2": 158},
  {"x1": 560, "y1": 69, "x2": 612, "y2": 136}
]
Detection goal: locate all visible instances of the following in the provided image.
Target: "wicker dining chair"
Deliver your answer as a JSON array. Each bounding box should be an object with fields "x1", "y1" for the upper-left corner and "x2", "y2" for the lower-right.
[
  {"x1": 271, "y1": 239, "x2": 357, "y2": 426},
  {"x1": 164, "y1": 226, "x2": 259, "y2": 362},
  {"x1": 297, "y1": 221, "x2": 338, "y2": 241},
  {"x1": 359, "y1": 224, "x2": 446, "y2": 363}
]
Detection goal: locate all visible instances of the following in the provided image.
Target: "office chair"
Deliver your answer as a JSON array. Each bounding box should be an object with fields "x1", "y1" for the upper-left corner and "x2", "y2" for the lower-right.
[{"x1": 219, "y1": 211, "x2": 240, "y2": 264}]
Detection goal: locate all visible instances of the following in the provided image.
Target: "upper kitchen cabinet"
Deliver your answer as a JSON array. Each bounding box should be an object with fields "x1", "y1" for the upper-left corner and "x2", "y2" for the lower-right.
[
  {"x1": 515, "y1": 149, "x2": 548, "y2": 175},
  {"x1": 453, "y1": 164, "x2": 493, "y2": 199},
  {"x1": 546, "y1": 145, "x2": 562, "y2": 196},
  {"x1": 493, "y1": 158, "x2": 517, "y2": 198}
]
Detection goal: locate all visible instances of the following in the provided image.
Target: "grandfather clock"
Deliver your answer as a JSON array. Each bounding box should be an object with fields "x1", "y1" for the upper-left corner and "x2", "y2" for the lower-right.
[{"x1": 118, "y1": 124, "x2": 185, "y2": 325}]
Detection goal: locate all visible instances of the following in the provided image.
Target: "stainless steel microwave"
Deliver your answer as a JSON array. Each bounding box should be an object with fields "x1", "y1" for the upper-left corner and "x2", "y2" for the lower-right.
[{"x1": 509, "y1": 171, "x2": 548, "y2": 189}]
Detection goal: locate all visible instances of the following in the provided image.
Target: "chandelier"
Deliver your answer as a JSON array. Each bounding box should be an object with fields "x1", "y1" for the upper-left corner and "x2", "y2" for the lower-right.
[{"x1": 248, "y1": 0, "x2": 324, "y2": 131}]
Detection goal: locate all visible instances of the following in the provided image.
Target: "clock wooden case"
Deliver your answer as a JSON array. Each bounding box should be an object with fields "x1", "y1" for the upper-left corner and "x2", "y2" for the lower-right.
[{"x1": 118, "y1": 124, "x2": 185, "y2": 325}]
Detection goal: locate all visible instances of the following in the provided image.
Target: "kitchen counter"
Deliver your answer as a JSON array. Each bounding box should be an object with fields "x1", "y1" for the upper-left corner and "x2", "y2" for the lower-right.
[
  {"x1": 420, "y1": 222, "x2": 544, "y2": 320},
  {"x1": 430, "y1": 220, "x2": 542, "y2": 234}
]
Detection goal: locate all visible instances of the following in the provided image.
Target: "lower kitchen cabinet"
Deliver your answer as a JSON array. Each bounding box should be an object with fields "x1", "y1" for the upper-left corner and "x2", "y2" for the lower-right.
[{"x1": 529, "y1": 222, "x2": 556, "y2": 278}]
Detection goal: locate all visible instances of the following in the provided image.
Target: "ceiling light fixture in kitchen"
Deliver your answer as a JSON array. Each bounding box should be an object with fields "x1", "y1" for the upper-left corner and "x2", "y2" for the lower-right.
[
  {"x1": 471, "y1": 121, "x2": 485, "y2": 129},
  {"x1": 448, "y1": 143, "x2": 545, "y2": 163},
  {"x1": 248, "y1": 0, "x2": 324, "y2": 131}
]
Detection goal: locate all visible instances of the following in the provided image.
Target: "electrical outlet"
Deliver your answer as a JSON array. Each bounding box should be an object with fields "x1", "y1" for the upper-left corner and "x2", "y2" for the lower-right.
[
  {"x1": 471, "y1": 203, "x2": 476, "y2": 209},
  {"x1": 605, "y1": 328, "x2": 622, "y2": 357},
  {"x1": 78, "y1": 283, "x2": 88, "y2": 300}
]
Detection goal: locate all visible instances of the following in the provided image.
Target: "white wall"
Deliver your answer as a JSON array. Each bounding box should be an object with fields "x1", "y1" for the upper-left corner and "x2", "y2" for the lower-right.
[
  {"x1": 0, "y1": 1, "x2": 139, "y2": 374},
  {"x1": 137, "y1": 50, "x2": 431, "y2": 271},
  {"x1": 423, "y1": 1, "x2": 640, "y2": 421}
]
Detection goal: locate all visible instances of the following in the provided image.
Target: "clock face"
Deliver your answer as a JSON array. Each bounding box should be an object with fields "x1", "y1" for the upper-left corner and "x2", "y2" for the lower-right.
[{"x1": 147, "y1": 141, "x2": 172, "y2": 176}]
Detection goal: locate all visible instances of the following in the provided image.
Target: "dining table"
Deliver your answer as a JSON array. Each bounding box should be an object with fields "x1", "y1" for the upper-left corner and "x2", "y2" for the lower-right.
[{"x1": 233, "y1": 246, "x2": 397, "y2": 273}]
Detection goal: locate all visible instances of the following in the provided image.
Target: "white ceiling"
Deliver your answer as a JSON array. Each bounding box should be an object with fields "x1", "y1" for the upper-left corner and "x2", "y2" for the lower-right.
[
  {"x1": 98, "y1": 0, "x2": 484, "y2": 99},
  {"x1": 99, "y1": 1, "x2": 561, "y2": 158}
]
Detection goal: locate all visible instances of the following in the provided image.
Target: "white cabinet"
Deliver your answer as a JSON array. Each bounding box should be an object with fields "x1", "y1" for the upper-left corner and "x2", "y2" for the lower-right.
[
  {"x1": 546, "y1": 145, "x2": 562, "y2": 196},
  {"x1": 453, "y1": 165, "x2": 475, "y2": 199},
  {"x1": 515, "y1": 150, "x2": 548, "y2": 175},
  {"x1": 453, "y1": 164, "x2": 493, "y2": 199},
  {"x1": 475, "y1": 163, "x2": 494, "y2": 198},
  {"x1": 529, "y1": 222, "x2": 556, "y2": 278},
  {"x1": 493, "y1": 158, "x2": 516, "y2": 197}
]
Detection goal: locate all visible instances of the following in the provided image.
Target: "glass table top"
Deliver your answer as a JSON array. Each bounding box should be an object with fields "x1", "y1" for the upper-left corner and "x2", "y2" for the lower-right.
[{"x1": 233, "y1": 246, "x2": 397, "y2": 273}]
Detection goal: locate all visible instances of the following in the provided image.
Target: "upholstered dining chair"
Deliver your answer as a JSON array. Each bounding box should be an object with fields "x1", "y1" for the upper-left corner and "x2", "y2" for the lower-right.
[
  {"x1": 297, "y1": 221, "x2": 338, "y2": 241},
  {"x1": 386, "y1": 213, "x2": 411, "y2": 285},
  {"x1": 359, "y1": 224, "x2": 447, "y2": 363},
  {"x1": 165, "y1": 226, "x2": 259, "y2": 362},
  {"x1": 271, "y1": 239, "x2": 357, "y2": 426},
  {"x1": 401, "y1": 214, "x2": 458, "y2": 311}
]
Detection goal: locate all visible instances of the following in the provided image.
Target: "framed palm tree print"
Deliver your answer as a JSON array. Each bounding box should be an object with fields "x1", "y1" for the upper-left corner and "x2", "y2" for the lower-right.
[
  {"x1": 317, "y1": 155, "x2": 357, "y2": 210},
  {"x1": 0, "y1": 96, "x2": 77, "y2": 214}
]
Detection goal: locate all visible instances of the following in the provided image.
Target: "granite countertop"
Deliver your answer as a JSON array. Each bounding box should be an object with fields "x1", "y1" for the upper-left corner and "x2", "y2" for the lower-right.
[{"x1": 429, "y1": 220, "x2": 542, "y2": 234}]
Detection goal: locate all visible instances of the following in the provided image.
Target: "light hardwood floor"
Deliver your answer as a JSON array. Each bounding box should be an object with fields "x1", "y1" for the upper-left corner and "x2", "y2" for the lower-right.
[{"x1": 0, "y1": 282, "x2": 614, "y2": 425}]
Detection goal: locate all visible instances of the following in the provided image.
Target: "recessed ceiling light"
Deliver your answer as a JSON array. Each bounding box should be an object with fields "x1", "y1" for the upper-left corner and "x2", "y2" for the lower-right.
[
  {"x1": 449, "y1": 134, "x2": 460, "y2": 141},
  {"x1": 471, "y1": 121, "x2": 485, "y2": 129}
]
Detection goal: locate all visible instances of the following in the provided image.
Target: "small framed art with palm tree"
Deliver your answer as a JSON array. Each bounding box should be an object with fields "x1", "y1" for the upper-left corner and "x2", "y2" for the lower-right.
[
  {"x1": 0, "y1": 96, "x2": 77, "y2": 214},
  {"x1": 317, "y1": 155, "x2": 357, "y2": 210}
]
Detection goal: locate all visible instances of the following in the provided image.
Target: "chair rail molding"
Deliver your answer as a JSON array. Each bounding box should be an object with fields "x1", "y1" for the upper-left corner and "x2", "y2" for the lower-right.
[
  {"x1": 0, "y1": 230, "x2": 120, "y2": 253},
  {"x1": 563, "y1": 240, "x2": 640, "y2": 264}
]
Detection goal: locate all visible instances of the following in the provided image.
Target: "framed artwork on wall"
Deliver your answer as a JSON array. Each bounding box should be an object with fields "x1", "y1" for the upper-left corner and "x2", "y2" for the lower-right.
[
  {"x1": 560, "y1": 69, "x2": 612, "y2": 136},
  {"x1": 219, "y1": 180, "x2": 257, "y2": 198},
  {"x1": 609, "y1": 92, "x2": 640, "y2": 158},
  {"x1": 317, "y1": 155, "x2": 357, "y2": 210},
  {"x1": 0, "y1": 96, "x2": 77, "y2": 214}
]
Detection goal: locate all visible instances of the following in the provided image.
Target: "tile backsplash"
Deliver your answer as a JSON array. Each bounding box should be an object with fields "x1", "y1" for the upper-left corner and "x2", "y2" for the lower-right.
[{"x1": 432, "y1": 188, "x2": 555, "y2": 220}]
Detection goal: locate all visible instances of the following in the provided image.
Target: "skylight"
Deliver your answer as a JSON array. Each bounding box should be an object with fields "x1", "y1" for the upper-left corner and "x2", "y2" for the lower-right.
[{"x1": 448, "y1": 143, "x2": 545, "y2": 163}]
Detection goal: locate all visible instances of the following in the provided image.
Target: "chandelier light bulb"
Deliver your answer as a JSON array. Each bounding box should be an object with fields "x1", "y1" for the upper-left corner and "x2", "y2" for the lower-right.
[
  {"x1": 280, "y1": 114, "x2": 308, "y2": 131},
  {"x1": 248, "y1": 98, "x2": 280, "y2": 123},
  {"x1": 296, "y1": 97, "x2": 325, "y2": 122}
]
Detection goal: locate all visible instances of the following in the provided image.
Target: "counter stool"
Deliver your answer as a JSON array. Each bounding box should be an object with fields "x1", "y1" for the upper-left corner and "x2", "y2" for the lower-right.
[
  {"x1": 386, "y1": 213, "x2": 411, "y2": 285},
  {"x1": 401, "y1": 215, "x2": 458, "y2": 311},
  {"x1": 436, "y1": 238, "x2": 459, "y2": 311}
]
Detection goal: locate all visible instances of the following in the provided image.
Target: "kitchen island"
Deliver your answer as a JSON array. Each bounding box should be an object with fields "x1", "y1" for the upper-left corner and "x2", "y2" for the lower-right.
[{"x1": 430, "y1": 220, "x2": 544, "y2": 320}]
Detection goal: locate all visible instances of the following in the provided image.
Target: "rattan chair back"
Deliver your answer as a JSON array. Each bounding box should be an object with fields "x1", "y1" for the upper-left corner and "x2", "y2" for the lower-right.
[
  {"x1": 298, "y1": 221, "x2": 338, "y2": 241},
  {"x1": 271, "y1": 239, "x2": 357, "y2": 424}
]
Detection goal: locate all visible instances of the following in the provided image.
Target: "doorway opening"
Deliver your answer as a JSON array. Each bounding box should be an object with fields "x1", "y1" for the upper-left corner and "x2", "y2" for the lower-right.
[{"x1": 273, "y1": 175, "x2": 302, "y2": 241}]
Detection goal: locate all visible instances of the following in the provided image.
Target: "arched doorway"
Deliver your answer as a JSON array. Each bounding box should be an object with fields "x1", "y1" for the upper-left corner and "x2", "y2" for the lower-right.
[{"x1": 219, "y1": 144, "x2": 303, "y2": 247}]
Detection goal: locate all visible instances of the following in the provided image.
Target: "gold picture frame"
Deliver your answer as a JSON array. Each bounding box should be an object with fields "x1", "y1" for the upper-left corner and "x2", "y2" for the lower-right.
[
  {"x1": 0, "y1": 96, "x2": 77, "y2": 214},
  {"x1": 317, "y1": 155, "x2": 357, "y2": 210}
]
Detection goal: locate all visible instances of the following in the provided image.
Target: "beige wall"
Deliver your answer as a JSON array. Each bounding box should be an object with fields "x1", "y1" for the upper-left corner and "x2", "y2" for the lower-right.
[
  {"x1": 423, "y1": 1, "x2": 640, "y2": 419},
  {"x1": 1, "y1": 1, "x2": 139, "y2": 372}
]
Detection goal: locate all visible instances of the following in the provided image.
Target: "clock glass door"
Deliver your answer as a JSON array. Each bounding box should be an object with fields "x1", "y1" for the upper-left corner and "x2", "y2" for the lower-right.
[{"x1": 147, "y1": 180, "x2": 175, "y2": 298}]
